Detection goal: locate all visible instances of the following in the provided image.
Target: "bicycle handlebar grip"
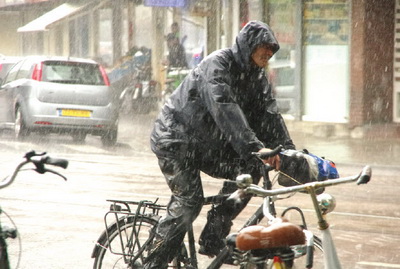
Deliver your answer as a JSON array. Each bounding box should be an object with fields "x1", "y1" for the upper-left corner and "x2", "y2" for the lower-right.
[
  {"x1": 43, "y1": 156, "x2": 69, "y2": 169},
  {"x1": 306, "y1": 245, "x2": 314, "y2": 268},
  {"x1": 252, "y1": 145, "x2": 283, "y2": 159},
  {"x1": 357, "y1": 165, "x2": 372, "y2": 185}
]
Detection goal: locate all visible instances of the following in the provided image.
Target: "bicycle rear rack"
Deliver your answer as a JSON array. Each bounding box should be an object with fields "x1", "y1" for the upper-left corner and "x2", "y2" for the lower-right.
[
  {"x1": 106, "y1": 199, "x2": 165, "y2": 216},
  {"x1": 104, "y1": 199, "x2": 166, "y2": 259}
]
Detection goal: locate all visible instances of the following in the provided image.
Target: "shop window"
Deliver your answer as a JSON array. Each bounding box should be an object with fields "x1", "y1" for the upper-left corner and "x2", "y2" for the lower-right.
[
  {"x1": 303, "y1": 0, "x2": 349, "y2": 46},
  {"x1": 302, "y1": 0, "x2": 350, "y2": 123}
]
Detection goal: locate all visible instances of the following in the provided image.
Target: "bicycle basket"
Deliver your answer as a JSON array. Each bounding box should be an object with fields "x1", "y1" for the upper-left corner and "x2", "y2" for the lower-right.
[{"x1": 277, "y1": 149, "x2": 339, "y2": 187}]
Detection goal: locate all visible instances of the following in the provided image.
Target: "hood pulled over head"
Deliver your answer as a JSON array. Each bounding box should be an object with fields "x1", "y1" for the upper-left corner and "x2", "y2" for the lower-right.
[{"x1": 232, "y1": 21, "x2": 280, "y2": 71}]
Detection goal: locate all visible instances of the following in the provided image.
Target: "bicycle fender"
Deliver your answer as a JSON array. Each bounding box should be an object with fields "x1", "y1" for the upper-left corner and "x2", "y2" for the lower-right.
[
  {"x1": 91, "y1": 228, "x2": 109, "y2": 259},
  {"x1": 236, "y1": 221, "x2": 305, "y2": 251}
]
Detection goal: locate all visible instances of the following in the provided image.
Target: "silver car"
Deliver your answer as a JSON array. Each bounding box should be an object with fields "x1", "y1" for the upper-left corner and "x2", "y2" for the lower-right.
[{"x1": 0, "y1": 56, "x2": 119, "y2": 146}]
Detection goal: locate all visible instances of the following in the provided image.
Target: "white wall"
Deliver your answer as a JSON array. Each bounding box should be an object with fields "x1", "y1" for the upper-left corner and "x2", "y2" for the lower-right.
[{"x1": 0, "y1": 12, "x2": 21, "y2": 56}]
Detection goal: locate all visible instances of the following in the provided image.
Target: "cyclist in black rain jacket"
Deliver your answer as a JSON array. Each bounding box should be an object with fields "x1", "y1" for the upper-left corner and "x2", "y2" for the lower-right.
[{"x1": 146, "y1": 21, "x2": 295, "y2": 268}]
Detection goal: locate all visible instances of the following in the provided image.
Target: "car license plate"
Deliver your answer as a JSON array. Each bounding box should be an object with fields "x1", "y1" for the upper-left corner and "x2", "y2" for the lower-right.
[{"x1": 60, "y1": 109, "x2": 91, "y2": 118}]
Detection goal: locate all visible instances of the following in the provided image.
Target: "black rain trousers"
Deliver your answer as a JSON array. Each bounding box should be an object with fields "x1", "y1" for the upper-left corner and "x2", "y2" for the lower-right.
[{"x1": 143, "y1": 148, "x2": 262, "y2": 269}]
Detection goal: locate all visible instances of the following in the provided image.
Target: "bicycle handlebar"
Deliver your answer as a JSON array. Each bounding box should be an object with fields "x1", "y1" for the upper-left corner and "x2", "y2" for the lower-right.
[
  {"x1": 41, "y1": 156, "x2": 69, "y2": 169},
  {"x1": 240, "y1": 165, "x2": 372, "y2": 197},
  {"x1": 0, "y1": 150, "x2": 69, "y2": 189},
  {"x1": 252, "y1": 145, "x2": 284, "y2": 160}
]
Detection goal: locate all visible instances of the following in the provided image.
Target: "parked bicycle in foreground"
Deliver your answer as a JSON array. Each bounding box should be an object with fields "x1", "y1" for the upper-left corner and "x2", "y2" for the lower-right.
[
  {"x1": 91, "y1": 146, "x2": 372, "y2": 268},
  {"x1": 0, "y1": 151, "x2": 68, "y2": 269}
]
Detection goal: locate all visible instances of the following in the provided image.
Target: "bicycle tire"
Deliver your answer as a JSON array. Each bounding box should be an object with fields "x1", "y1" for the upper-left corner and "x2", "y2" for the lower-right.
[
  {"x1": 0, "y1": 210, "x2": 21, "y2": 269},
  {"x1": 92, "y1": 216, "x2": 189, "y2": 269},
  {"x1": 92, "y1": 216, "x2": 158, "y2": 269},
  {"x1": 239, "y1": 236, "x2": 323, "y2": 269}
]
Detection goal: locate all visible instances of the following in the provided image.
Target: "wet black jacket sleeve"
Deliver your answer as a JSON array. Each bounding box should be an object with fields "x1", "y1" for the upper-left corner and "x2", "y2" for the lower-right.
[{"x1": 197, "y1": 55, "x2": 265, "y2": 159}]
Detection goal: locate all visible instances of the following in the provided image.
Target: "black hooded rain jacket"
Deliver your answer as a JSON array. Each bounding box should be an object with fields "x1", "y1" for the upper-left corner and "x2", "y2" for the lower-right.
[{"x1": 151, "y1": 21, "x2": 294, "y2": 174}]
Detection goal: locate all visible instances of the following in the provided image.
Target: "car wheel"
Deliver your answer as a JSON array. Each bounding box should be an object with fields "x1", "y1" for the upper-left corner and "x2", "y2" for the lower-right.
[
  {"x1": 71, "y1": 132, "x2": 87, "y2": 143},
  {"x1": 15, "y1": 107, "x2": 30, "y2": 140},
  {"x1": 101, "y1": 128, "x2": 118, "y2": 147}
]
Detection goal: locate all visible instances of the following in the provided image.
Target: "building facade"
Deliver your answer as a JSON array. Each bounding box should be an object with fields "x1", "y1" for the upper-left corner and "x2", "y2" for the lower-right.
[{"x1": 0, "y1": 0, "x2": 398, "y2": 138}]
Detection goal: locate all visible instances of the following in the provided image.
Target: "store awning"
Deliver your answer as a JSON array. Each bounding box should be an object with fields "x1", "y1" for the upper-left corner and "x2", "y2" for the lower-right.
[{"x1": 17, "y1": 2, "x2": 89, "y2": 32}]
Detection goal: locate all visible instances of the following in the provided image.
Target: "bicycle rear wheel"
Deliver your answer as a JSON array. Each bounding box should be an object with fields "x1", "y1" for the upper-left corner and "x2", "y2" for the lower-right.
[
  {"x1": 92, "y1": 216, "x2": 157, "y2": 269},
  {"x1": 92, "y1": 216, "x2": 190, "y2": 269}
]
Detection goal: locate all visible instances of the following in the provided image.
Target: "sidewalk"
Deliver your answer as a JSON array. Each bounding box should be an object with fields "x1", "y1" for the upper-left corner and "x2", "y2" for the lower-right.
[{"x1": 289, "y1": 130, "x2": 400, "y2": 168}]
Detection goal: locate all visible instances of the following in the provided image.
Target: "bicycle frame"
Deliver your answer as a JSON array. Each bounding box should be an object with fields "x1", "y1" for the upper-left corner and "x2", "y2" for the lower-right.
[
  {"x1": 92, "y1": 160, "x2": 371, "y2": 269},
  {"x1": 93, "y1": 164, "x2": 311, "y2": 268}
]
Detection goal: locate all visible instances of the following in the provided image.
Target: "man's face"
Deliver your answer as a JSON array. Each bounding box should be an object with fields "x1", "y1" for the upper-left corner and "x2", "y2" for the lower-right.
[{"x1": 251, "y1": 45, "x2": 273, "y2": 68}]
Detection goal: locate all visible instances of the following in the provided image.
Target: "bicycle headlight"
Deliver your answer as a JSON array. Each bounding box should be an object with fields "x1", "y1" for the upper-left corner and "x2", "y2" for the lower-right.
[{"x1": 317, "y1": 193, "x2": 336, "y2": 214}]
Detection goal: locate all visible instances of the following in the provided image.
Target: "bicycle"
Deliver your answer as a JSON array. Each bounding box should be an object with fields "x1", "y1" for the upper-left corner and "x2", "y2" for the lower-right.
[
  {"x1": 0, "y1": 150, "x2": 69, "y2": 269},
  {"x1": 91, "y1": 146, "x2": 372, "y2": 268}
]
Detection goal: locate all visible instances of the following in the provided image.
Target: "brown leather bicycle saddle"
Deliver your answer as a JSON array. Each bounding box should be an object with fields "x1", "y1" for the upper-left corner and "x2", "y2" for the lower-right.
[{"x1": 235, "y1": 219, "x2": 306, "y2": 251}]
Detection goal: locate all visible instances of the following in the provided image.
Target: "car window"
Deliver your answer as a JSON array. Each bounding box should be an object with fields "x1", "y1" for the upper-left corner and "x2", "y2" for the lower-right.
[
  {"x1": 16, "y1": 59, "x2": 34, "y2": 80},
  {"x1": 0, "y1": 63, "x2": 15, "y2": 79},
  {"x1": 41, "y1": 61, "x2": 106, "y2": 85},
  {"x1": 4, "y1": 60, "x2": 24, "y2": 84}
]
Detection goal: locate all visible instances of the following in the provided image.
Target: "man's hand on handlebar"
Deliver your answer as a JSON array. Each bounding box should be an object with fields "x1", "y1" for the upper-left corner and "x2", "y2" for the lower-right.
[{"x1": 258, "y1": 148, "x2": 281, "y2": 170}]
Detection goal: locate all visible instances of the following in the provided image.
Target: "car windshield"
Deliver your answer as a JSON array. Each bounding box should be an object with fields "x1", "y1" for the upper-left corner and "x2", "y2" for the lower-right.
[{"x1": 42, "y1": 61, "x2": 106, "y2": 85}]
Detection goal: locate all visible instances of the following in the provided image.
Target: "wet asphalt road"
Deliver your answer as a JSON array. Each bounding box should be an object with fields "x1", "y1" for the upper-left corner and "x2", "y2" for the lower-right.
[{"x1": 0, "y1": 113, "x2": 399, "y2": 269}]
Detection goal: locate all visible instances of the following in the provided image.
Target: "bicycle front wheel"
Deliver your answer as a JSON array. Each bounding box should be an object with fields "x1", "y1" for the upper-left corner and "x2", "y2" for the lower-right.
[{"x1": 92, "y1": 216, "x2": 157, "y2": 269}]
